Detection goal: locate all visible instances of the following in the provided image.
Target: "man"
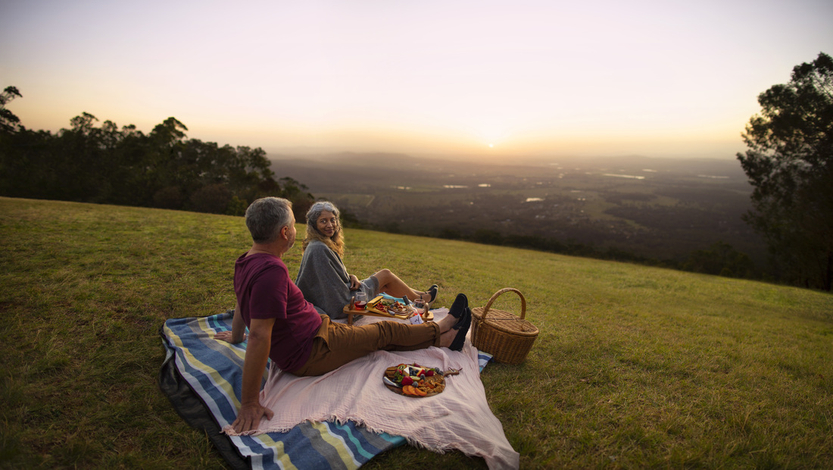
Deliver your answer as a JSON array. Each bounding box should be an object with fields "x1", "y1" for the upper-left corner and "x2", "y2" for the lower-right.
[{"x1": 216, "y1": 197, "x2": 471, "y2": 434}]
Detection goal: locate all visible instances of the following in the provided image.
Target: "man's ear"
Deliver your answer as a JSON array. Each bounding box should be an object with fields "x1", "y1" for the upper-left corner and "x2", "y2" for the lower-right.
[{"x1": 280, "y1": 225, "x2": 290, "y2": 240}]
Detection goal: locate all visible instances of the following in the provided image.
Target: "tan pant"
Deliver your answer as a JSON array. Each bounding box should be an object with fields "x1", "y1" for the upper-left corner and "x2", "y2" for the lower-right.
[{"x1": 291, "y1": 315, "x2": 441, "y2": 376}]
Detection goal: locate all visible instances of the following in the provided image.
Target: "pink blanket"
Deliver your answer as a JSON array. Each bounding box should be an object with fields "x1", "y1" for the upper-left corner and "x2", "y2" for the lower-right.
[{"x1": 224, "y1": 310, "x2": 519, "y2": 469}]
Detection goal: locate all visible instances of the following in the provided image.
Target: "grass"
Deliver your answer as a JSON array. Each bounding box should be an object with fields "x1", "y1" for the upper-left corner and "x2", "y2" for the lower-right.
[{"x1": 1, "y1": 196, "x2": 832, "y2": 469}]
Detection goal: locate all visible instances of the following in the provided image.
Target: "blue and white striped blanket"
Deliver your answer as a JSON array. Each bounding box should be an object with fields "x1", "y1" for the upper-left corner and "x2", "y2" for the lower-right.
[{"x1": 160, "y1": 311, "x2": 492, "y2": 469}]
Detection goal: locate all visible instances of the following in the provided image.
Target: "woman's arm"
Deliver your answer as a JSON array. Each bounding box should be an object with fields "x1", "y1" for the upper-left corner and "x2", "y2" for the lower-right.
[{"x1": 296, "y1": 241, "x2": 354, "y2": 317}]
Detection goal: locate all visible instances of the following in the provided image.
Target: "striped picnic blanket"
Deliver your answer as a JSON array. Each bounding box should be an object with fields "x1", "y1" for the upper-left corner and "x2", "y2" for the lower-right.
[{"x1": 159, "y1": 311, "x2": 493, "y2": 469}]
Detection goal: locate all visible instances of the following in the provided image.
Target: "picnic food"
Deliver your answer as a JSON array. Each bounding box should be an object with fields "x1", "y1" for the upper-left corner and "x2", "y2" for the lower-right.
[
  {"x1": 367, "y1": 296, "x2": 414, "y2": 316},
  {"x1": 387, "y1": 300, "x2": 413, "y2": 315},
  {"x1": 383, "y1": 363, "x2": 459, "y2": 397}
]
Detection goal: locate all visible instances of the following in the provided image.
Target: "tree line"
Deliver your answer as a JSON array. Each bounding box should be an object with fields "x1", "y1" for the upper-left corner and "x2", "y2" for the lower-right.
[
  {"x1": 737, "y1": 52, "x2": 833, "y2": 291},
  {"x1": 0, "y1": 89, "x2": 313, "y2": 218}
]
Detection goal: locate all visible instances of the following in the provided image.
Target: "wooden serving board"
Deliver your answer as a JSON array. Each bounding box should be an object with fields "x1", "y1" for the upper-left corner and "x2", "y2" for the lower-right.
[{"x1": 342, "y1": 305, "x2": 433, "y2": 325}]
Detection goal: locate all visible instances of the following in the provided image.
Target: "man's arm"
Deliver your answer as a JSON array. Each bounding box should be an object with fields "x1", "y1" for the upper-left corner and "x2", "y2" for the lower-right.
[
  {"x1": 230, "y1": 317, "x2": 275, "y2": 434},
  {"x1": 216, "y1": 301, "x2": 247, "y2": 343}
]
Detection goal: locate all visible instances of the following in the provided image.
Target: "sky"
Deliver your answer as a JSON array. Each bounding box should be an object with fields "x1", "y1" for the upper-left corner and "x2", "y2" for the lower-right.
[{"x1": 2, "y1": 0, "x2": 831, "y2": 161}]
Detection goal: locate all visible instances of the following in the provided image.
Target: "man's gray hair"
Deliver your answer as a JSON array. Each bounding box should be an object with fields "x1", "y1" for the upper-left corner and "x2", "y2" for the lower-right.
[
  {"x1": 245, "y1": 197, "x2": 293, "y2": 243},
  {"x1": 305, "y1": 201, "x2": 340, "y2": 234}
]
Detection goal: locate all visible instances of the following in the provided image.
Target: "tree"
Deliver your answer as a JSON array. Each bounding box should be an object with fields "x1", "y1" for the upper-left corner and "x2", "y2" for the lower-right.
[
  {"x1": 0, "y1": 86, "x2": 23, "y2": 134},
  {"x1": 0, "y1": 107, "x2": 315, "y2": 217},
  {"x1": 276, "y1": 176, "x2": 315, "y2": 220},
  {"x1": 737, "y1": 52, "x2": 833, "y2": 290}
]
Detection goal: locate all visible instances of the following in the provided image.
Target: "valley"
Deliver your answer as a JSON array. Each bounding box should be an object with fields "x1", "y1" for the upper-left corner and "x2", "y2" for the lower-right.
[{"x1": 270, "y1": 153, "x2": 766, "y2": 268}]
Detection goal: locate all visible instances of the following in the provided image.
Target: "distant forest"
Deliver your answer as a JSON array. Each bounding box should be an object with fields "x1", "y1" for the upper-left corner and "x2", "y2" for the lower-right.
[{"x1": 0, "y1": 110, "x2": 314, "y2": 218}]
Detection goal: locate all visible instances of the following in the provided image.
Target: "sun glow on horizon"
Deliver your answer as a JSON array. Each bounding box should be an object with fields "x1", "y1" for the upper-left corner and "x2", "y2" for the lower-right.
[{"x1": 1, "y1": 0, "x2": 830, "y2": 160}]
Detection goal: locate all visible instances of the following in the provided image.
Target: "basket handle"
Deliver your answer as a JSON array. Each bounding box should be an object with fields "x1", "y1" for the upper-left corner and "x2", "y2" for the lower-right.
[{"x1": 481, "y1": 288, "x2": 526, "y2": 321}]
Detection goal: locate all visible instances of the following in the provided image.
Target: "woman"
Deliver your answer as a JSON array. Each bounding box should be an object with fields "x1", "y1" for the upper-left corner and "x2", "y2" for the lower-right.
[{"x1": 295, "y1": 201, "x2": 438, "y2": 319}]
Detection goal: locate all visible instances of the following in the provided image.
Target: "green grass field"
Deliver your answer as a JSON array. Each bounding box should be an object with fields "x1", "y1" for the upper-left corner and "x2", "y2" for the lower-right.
[{"x1": 1, "y1": 196, "x2": 832, "y2": 469}]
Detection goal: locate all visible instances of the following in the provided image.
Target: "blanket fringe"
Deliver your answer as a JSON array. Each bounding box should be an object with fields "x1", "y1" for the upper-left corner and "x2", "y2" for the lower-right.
[
  {"x1": 222, "y1": 423, "x2": 296, "y2": 435},
  {"x1": 224, "y1": 415, "x2": 455, "y2": 454}
]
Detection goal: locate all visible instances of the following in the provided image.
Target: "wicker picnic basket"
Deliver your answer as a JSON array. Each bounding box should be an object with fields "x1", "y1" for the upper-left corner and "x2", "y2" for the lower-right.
[{"x1": 470, "y1": 288, "x2": 538, "y2": 364}]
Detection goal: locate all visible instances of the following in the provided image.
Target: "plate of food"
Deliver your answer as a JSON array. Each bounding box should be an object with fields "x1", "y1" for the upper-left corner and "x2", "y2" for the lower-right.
[{"x1": 382, "y1": 363, "x2": 459, "y2": 397}]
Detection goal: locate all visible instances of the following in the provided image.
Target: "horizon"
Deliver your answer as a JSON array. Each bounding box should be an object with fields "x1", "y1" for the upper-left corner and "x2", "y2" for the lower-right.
[
  {"x1": 2, "y1": 0, "x2": 831, "y2": 161},
  {"x1": 265, "y1": 148, "x2": 748, "y2": 165}
]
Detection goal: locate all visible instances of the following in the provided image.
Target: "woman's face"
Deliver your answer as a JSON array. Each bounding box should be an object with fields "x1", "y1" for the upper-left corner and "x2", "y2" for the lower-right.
[{"x1": 315, "y1": 210, "x2": 338, "y2": 238}]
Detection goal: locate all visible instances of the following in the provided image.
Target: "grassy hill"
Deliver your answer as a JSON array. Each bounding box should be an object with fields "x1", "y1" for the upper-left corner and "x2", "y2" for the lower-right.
[{"x1": 1, "y1": 196, "x2": 831, "y2": 469}]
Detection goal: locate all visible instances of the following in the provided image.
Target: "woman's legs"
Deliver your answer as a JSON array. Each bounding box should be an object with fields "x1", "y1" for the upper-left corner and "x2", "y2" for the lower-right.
[{"x1": 372, "y1": 269, "x2": 432, "y2": 301}]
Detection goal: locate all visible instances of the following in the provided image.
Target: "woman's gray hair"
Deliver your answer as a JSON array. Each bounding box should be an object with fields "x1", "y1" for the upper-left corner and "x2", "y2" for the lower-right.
[
  {"x1": 305, "y1": 201, "x2": 341, "y2": 236},
  {"x1": 245, "y1": 197, "x2": 293, "y2": 243}
]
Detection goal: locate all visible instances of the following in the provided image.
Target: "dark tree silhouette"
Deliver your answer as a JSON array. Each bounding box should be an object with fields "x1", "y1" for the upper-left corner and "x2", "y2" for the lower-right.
[
  {"x1": 0, "y1": 86, "x2": 23, "y2": 134},
  {"x1": 0, "y1": 99, "x2": 314, "y2": 216},
  {"x1": 737, "y1": 52, "x2": 833, "y2": 290}
]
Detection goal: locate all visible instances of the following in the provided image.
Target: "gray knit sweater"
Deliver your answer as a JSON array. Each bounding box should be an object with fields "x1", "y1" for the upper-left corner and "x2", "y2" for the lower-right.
[{"x1": 295, "y1": 240, "x2": 354, "y2": 319}]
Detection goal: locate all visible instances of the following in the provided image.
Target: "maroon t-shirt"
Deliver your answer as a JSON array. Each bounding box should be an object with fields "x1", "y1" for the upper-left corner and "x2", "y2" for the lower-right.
[{"x1": 234, "y1": 252, "x2": 323, "y2": 372}]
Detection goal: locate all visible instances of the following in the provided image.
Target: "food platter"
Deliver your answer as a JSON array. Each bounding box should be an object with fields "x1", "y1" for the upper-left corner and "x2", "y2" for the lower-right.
[
  {"x1": 382, "y1": 363, "x2": 460, "y2": 398},
  {"x1": 342, "y1": 296, "x2": 434, "y2": 325},
  {"x1": 367, "y1": 295, "x2": 414, "y2": 315}
]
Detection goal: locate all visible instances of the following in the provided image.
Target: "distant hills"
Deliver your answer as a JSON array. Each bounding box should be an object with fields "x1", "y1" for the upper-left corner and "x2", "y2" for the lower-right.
[
  {"x1": 269, "y1": 152, "x2": 748, "y2": 191},
  {"x1": 267, "y1": 152, "x2": 765, "y2": 278}
]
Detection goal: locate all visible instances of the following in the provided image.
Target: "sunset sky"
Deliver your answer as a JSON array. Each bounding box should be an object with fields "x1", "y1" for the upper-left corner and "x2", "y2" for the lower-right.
[{"x1": 2, "y1": 0, "x2": 831, "y2": 161}]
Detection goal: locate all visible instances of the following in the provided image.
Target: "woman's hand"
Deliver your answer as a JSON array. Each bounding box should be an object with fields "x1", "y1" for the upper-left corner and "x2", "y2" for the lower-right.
[{"x1": 349, "y1": 274, "x2": 361, "y2": 290}]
